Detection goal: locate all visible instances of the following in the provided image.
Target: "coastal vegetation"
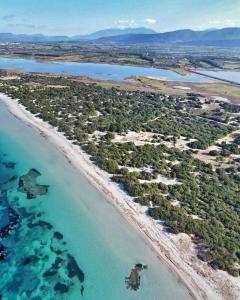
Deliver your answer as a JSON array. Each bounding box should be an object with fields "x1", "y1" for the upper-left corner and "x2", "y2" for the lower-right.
[{"x1": 0, "y1": 73, "x2": 239, "y2": 276}]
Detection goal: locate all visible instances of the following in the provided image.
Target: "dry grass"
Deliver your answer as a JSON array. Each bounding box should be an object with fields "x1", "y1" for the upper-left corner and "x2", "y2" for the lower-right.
[
  {"x1": 130, "y1": 76, "x2": 189, "y2": 95},
  {"x1": 190, "y1": 82, "x2": 240, "y2": 104},
  {"x1": 172, "y1": 67, "x2": 191, "y2": 76}
]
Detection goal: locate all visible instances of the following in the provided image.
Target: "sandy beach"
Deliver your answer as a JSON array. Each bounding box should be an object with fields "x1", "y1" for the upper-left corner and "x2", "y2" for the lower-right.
[{"x1": 0, "y1": 93, "x2": 239, "y2": 300}]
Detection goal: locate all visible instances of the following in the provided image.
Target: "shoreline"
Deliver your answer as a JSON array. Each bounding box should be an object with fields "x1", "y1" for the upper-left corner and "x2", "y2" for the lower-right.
[
  {"x1": 0, "y1": 53, "x2": 186, "y2": 73},
  {"x1": 0, "y1": 54, "x2": 225, "y2": 83},
  {"x1": 1, "y1": 93, "x2": 239, "y2": 300},
  {"x1": 1, "y1": 53, "x2": 238, "y2": 75}
]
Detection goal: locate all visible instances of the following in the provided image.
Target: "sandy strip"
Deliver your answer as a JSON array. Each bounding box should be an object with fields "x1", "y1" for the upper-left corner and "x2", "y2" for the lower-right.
[{"x1": 0, "y1": 93, "x2": 239, "y2": 300}]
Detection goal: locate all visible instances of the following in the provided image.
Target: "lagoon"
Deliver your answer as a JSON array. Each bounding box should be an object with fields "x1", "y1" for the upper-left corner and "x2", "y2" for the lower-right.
[
  {"x1": 200, "y1": 70, "x2": 240, "y2": 84},
  {"x1": 0, "y1": 56, "x2": 208, "y2": 82}
]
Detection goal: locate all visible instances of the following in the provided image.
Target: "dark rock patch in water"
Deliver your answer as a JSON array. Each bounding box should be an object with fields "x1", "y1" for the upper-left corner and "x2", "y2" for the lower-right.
[
  {"x1": 52, "y1": 257, "x2": 63, "y2": 269},
  {"x1": 54, "y1": 231, "x2": 63, "y2": 240},
  {"x1": 2, "y1": 161, "x2": 16, "y2": 169},
  {"x1": 0, "y1": 244, "x2": 7, "y2": 261},
  {"x1": 54, "y1": 282, "x2": 69, "y2": 294},
  {"x1": 81, "y1": 286, "x2": 84, "y2": 295},
  {"x1": 54, "y1": 249, "x2": 63, "y2": 255},
  {"x1": 21, "y1": 256, "x2": 39, "y2": 266},
  {"x1": 43, "y1": 257, "x2": 63, "y2": 278},
  {"x1": 18, "y1": 169, "x2": 49, "y2": 199},
  {"x1": 125, "y1": 263, "x2": 147, "y2": 291},
  {"x1": 0, "y1": 204, "x2": 9, "y2": 229},
  {"x1": 0, "y1": 207, "x2": 20, "y2": 238},
  {"x1": 28, "y1": 220, "x2": 53, "y2": 230},
  {"x1": 67, "y1": 254, "x2": 85, "y2": 283},
  {"x1": 43, "y1": 269, "x2": 58, "y2": 278},
  {"x1": 4, "y1": 175, "x2": 18, "y2": 184}
]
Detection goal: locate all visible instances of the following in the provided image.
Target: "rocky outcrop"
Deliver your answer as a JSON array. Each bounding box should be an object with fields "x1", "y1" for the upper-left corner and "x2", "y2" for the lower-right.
[
  {"x1": 125, "y1": 264, "x2": 147, "y2": 291},
  {"x1": 67, "y1": 255, "x2": 85, "y2": 283},
  {"x1": 18, "y1": 169, "x2": 49, "y2": 199},
  {"x1": 54, "y1": 282, "x2": 69, "y2": 294}
]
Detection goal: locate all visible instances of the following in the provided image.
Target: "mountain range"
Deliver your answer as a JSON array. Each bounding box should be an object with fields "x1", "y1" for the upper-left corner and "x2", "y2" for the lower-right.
[
  {"x1": 0, "y1": 27, "x2": 239, "y2": 47},
  {"x1": 0, "y1": 27, "x2": 156, "y2": 42},
  {"x1": 75, "y1": 27, "x2": 156, "y2": 40},
  {"x1": 97, "y1": 28, "x2": 240, "y2": 47}
]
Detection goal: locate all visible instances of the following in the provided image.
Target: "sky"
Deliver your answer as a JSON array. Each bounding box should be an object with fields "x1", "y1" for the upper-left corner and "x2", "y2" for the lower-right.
[{"x1": 0, "y1": 0, "x2": 240, "y2": 35}]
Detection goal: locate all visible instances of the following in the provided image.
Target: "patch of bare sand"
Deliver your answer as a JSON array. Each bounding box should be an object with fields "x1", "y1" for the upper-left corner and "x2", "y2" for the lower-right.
[
  {"x1": 113, "y1": 131, "x2": 156, "y2": 145},
  {"x1": 194, "y1": 130, "x2": 240, "y2": 165}
]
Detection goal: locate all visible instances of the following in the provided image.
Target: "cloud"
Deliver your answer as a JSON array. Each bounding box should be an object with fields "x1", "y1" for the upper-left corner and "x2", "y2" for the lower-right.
[
  {"x1": 116, "y1": 19, "x2": 138, "y2": 28},
  {"x1": 1, "y1": 14, "x2": 15, "y2": 21},
  {"x1": 144, "y1": 18, "x2": 157, "y2": 25},
  {"x1": 116, "y1": 18, "x2": 157, "y2": 28},
  {"x1": 195, "y1": 19, "x2": 240, "y2": 30}
]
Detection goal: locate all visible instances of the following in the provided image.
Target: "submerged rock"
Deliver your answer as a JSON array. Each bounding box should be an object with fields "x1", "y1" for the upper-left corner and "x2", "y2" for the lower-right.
[
  {"x1": 21, "y1": 256, "x2": 40, "y2": 266},
  {"x1": 67, "y1": 255, "x2": 85, "y2": 283},
  {"x1": 0, "y1": 205, "x2": 9, "y2": 229},
  {"x1": 80, "y1": 286, "x2": 84, "y2": 296},
  {"x1": 2, "y1": 161, "x2": 16, "y2": 169},
  {"x1": 3, "y1": 175, "x2": 18, "y2": 185},
  {"x1": 54, "y1": 282, "x2": 69, "y2": 294},
  {"x1": 0, "y1": 244, "x2": 7, "y2": 261},
  {"x1": 27, "y1": 220, "x2": 53, "y2": 230},
  {"x1": 43, "y1": 257, "x2": 63, "y2": 278},
  {"x1": 0, "y1": 207, "x2": 20, "y2": 238},
  {"x1": 54, "y1": 232, "x2": 63, "y2": 240},
  {"x1": 43, "y1": 269, "x2": 58, "y2": 278},
  {"x1": 18, "y1": 169, "x2": 49, "y2": 199},
  {"x1": 52, "y1": 257, "x2": 63, "y2": 269},
  {"x1": 125, "y1": 264, "x2": 147, "y2": 291}
]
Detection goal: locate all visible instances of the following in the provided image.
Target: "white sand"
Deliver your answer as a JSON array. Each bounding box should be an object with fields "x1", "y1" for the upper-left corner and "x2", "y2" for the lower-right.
[
  {"x1": 212, "y1": 96, "x2": 231, "y2": 103},
  {"x1": 146, "y1": 76, "x2": 169, "y2": 81},
  {"x1": 1, "y1": 93, "x2": 240, "y2": 300},
  {"x1": 173, "y1": 86, "x2": 191, "y2": 90},
  {"x1": 139, "y1": 174, "x2": 180, "y2": 185}
]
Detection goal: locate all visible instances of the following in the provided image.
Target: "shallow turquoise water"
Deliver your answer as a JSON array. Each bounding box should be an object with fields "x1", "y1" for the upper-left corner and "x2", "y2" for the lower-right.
[
  {"x1": 0, "y1": 56, "x2": 208, "y2": 82},
  {"x1": 0, "y1": 101, "x2": 192, "y2": 299}
]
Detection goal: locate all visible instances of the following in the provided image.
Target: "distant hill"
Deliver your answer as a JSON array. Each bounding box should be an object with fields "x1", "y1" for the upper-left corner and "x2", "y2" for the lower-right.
[
  {"x1": 0, "y1": 27, "x2": 239, "y2": 47},
  {"x1": 97, "y1": 27, "x2": 240, "y2": 47},
  {"x1": 0, "y1": 27, "x2": 156, "y2": 42},
  {"x1": 74, "y1": 27, "x2": 156, "y2": 40}
]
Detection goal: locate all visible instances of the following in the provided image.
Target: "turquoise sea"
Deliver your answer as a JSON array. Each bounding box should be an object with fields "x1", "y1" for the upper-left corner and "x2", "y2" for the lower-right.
[{"x1": 0, "y1": 101, "x2": 193, "y2": 300}]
